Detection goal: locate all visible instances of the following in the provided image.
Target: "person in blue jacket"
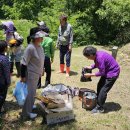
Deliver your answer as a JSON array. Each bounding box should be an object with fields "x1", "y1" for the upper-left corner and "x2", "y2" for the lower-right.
[{"x1": 0, "y1": 40, "x2": 11, "y2": 115}]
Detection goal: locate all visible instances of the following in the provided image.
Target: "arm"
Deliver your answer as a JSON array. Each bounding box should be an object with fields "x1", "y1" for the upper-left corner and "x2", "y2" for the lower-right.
[
  {"x1": 21, "y1": 46, "x2": 32, "y2": 82},
  {"x1": 91, "y1": 64, "x2": 97, "y2": 69},
  {"x1": 68, "y1": 26, "x2": 73, "y2": 51},
  {"x1": 85, "y1": 60, "x2": 106, "y2": 78},
  {"x1": 69, "y1": 26, "x2": 73, "y2": 44},
  {"x1": 95, "y1": 59, "x2": 105, "y2": 77},
  {"x1": 56, "y1": 27, "x2": 60, "y2": 48},
  {"x1": 85, "y1": 64, "x2": 96, "y2": 70}
]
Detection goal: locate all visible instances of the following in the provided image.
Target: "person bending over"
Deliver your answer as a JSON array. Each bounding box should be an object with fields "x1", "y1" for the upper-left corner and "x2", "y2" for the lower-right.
[{"x1": 83, "y1": 46, "x2": 120, "y2": 114}]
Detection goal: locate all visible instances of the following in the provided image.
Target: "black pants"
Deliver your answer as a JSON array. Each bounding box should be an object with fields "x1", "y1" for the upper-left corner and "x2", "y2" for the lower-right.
[
  {"x1": 60, "y1": 45, "x2": 71, "y2": 67},
  {"x1": 44, "y1": 56, "x2": 51, "y2": 84},
  {"x1": 97, "y1": 76, "x2": 118, "y2": 108},
  {"x1": 37, "y1": 56, "x2": 51, "y2": 88},
  {"x1": 10, "y1": 62, "x2": 21, "y2": 76},
  {"x1": 0, "y1": 84, "x2": 8, "y2": 112}
]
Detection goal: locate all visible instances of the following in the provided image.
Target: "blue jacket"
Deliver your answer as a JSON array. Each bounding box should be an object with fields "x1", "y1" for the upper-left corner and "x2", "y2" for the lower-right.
[{"x1": 0, "y1": 54, "x2": 11, "y2": 86}]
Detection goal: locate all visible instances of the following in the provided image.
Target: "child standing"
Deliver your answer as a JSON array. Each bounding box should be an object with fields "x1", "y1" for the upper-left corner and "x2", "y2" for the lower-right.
[{"x1": 0, "y1": 40, "x2": 11, "y2": 114}]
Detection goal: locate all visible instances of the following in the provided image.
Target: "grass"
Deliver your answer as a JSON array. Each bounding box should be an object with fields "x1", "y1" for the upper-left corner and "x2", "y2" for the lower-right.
[{"x1": 0, "y1": 45, "x2": 130, "y2": 130}]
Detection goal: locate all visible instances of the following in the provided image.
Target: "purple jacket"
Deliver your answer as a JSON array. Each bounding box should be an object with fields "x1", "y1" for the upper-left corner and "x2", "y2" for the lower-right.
[{"x1": 91, "y1": 51, "x2": 120, "y2": 78}]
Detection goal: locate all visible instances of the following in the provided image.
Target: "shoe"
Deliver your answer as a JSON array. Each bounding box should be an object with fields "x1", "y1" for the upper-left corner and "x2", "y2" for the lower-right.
[
  {"x1": 29, "y1": 113, "x2": 37, "y2": 119},
  {"x1": 91, "y1": 105, "x2": 104, "y2": 114},
  {"x1": 66, "y1": 67, "x2": 70, "y2": 77}
]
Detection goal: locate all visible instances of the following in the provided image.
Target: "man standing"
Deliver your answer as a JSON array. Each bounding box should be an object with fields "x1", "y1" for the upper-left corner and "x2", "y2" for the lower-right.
[{"x1": 57, "y1": 14, "x2": 73, "y2": 77}]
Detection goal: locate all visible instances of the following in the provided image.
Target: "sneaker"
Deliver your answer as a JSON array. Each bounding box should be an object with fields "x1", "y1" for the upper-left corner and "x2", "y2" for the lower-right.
[
  {"x1": 29, "y1": 113, "x2": 37, "y2": 119},
  {"x1": 91, "y1": 106, "x2": 104, "y2": 114}
]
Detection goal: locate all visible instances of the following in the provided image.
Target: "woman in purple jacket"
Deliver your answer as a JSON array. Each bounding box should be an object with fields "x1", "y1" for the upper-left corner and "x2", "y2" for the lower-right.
[{"x1": 83, "y1": 46, "x2": 120, "y2": 114}]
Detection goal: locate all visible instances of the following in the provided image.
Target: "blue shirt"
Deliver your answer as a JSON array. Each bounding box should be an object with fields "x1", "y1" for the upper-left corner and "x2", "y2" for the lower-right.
[{"x1": 0, "y1": 54, "x2": 11, "y2": 86}]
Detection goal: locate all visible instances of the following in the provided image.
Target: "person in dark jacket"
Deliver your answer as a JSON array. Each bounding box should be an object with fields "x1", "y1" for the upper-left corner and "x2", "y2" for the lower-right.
[{"x1": 0, "y1": 40, "x2": 11, "y2": 115}]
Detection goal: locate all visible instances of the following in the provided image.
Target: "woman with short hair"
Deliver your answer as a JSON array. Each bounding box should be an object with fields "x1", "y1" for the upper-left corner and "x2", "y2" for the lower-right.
[{"x1": 83, "y1": 46, "x2": 120, "y2": 113}]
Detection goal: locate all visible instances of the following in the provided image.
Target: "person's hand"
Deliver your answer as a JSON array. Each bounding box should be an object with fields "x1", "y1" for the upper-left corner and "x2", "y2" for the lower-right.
[
  {"x1": 42, "y1": 69, "x2": 45, "y2": 76},
  {"x1": 51, "y1": 59, "x2": 53, "y2": 64},
  {"x1": 85, "y1": 66, "x2": 92, "y2": 69},
  {"x1": 84, "y1": 73, "x2": 92, "y2": 78},
  {"x1": 21, "y1": 77, "x2": 26, "y2": 83},
  {"x1": 69, "y1": 44, "x2": 72, "y2": 52},
  {"x1": 85, "y1": 73, "x2": 96, "y2": 78},
  {"x1": 56, "y1": 44, "x2": 59, "y2": 49}
]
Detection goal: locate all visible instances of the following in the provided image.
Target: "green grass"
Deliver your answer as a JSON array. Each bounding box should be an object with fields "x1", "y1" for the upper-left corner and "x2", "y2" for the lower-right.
[{"x1": 1, "y1": 44, "x2": 130, "y2": 130}]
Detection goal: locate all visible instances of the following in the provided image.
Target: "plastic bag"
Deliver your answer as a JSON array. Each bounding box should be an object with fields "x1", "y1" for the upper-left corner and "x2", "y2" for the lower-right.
[{"x1": 13, "y1": 81, "x2": 28, "y2": 106}]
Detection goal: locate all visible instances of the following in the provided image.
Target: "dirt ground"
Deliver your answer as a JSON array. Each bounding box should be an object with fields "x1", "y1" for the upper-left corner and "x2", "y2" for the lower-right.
[{"x1": 1, "y1": 45, "x2": 130, "y2": 130}]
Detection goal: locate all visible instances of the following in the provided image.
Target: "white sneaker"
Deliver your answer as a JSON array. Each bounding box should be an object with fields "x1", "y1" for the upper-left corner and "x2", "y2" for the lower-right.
[{"x1": 29, "y1": 113, "x2": 37, "y2": 119}]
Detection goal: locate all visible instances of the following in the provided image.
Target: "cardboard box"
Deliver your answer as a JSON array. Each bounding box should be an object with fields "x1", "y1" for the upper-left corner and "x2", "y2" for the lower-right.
[{"x1": 39, "y1": 94, "x2": 75, "y2": 125}]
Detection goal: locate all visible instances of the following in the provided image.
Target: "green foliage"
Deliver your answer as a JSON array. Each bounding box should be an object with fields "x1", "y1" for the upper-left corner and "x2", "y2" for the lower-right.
[
  {"x1": 1, "y1": 0, "x2": 130, "y2": 46},
  {"x1": 96, "y1": 0, "x2": 130, "y2": 45}
]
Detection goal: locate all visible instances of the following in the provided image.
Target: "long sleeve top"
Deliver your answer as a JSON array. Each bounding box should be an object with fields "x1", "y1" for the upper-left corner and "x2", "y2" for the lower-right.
[
  {"x1": 21, "y1": 43, "x2": 45, "y2": 79},
  {"x1": 57, "y1": 23, "x2": 73, "y2": 46},
  {"x1": 91, "y1": 51, "x2": 120, "y2": 78},
  {"x1": 41, "y1": 37, "x2": 55, "y2": 61},
  {"x1": 0, "y1": 54, "x2": 11, "y2": 86}
]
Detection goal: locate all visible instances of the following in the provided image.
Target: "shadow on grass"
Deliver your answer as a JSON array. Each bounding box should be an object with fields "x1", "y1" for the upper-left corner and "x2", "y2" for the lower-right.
[
  {"x1": 4, "y1": 100, "x2": 20, "y2": 112},
  {"x1": 104, "y1": 102, "x2": 121, "y2": 113},
  {"x1": 70, "y1": 71, "x2": 78, "y2": 76},
  {"x1": 45, "y1": 119, "x2": 77, "y2": 130},
  {"x1": 33, "y1": 106, "x2": 77, "y2": 130}
]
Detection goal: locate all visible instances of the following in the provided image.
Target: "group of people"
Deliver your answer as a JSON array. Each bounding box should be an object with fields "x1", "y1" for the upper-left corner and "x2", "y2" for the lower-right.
[{"x1": 0, "y1": 14, "x2": 120, "y2": 120}]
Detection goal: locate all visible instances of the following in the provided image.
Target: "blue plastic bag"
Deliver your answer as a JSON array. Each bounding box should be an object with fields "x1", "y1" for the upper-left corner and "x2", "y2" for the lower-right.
[{"x1": 13, "y1": 81, "x2": 28, "y2": 106}]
